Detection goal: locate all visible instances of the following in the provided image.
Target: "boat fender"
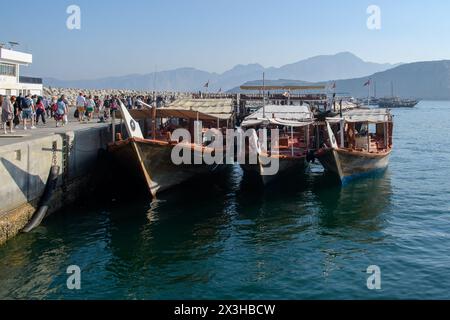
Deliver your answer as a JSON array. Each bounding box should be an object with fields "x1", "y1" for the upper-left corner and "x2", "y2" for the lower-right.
[{"x1": 22, "y1": 165, "x2": 60, "y2": 233}]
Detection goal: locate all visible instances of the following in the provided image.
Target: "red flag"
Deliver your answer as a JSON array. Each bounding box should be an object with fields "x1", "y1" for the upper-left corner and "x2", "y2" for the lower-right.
[{"x1": 364, "y1": 79, "x2": 371, "y2": 87}]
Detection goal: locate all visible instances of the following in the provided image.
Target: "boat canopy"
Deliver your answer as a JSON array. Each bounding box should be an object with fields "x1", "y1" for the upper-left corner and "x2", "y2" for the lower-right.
[
  {"x1": 334, "y1": 100, "x2": 359, "y2": 111},
  {"x1": 240, "y1": 85, "x2": 326, "y2": 91},
  {"x1": 327, "y1": 108, "x2": 392, "y2": 124},
  {"x1": 117, "y1": 98, "x2": 234, "y2": 121},
  {"x1": 163, "y1": 98, "x2": 234, "y2": 120},
  {"x1": 241, "y1": 104, "x2": 314, "y2": 128}
]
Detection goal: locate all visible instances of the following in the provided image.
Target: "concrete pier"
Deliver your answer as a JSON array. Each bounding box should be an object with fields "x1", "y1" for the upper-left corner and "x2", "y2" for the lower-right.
[{"x1": 0, "y1": 120, "x2": 115, "y2": 245}]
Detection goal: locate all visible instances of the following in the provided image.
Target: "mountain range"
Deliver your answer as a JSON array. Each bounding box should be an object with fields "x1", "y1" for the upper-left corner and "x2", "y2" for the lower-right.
[
  {"x1": 232, "y1": 60, "x2": 450, "y2": 100},
  {"x1": 43, "y1": 52, "x2": 398, "y2": 92},
  {"x1": 43, "y1": 52, "x2": 450, "y2": 99}
]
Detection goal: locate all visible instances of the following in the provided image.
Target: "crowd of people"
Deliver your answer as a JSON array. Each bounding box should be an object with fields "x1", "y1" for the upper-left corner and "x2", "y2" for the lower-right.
[
  {"x1": 0, "y1": 91, "x2": 179, "y2": 135},
  {"x1": 0, "y1": 93, "x2": 70, "y2": 133}
]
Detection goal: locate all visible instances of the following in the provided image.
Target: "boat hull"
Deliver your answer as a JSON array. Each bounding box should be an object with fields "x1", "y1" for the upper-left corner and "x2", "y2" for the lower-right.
[
  {"x1": 317, "y1": 148, "x2": 390, "y2": 184},
  {"x1": 241, "y1": 155, "x2": 307, "y2": 185},
  {"x1": 109, "y1": 138, "x2": 221, "y2": 197}
]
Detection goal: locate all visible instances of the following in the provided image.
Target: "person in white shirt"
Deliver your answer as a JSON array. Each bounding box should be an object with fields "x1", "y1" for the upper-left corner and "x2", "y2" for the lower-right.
[{"x1": 76, "y1": 92, "x2": 86, "y2": 122}]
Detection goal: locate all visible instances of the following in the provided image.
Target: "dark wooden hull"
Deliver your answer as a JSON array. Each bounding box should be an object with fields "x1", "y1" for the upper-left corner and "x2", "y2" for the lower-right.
[
  {"x1": 240, "y1": 155, "x2": 307, "y2": 185},
  {"x1": 109, "y1": 138, "x2": 221, "y2": 197},
  {"x1": 317, "y1": 148, "x2": 391, "y2": 184}
]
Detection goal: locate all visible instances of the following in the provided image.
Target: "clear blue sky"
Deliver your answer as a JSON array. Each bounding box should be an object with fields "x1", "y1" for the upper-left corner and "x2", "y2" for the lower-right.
[{"x1": 2, "y1": 0, "x2": 449, "y2": 80}]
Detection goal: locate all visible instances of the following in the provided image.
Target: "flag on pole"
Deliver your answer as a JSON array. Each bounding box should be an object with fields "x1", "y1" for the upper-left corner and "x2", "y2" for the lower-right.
[
  {"x1": 364, "y1": 79, "x2": 371, "y2": 87},
  {"x1": 204, "y1": 81, "x2": 209, "y2": 88},
  {"x1": 218, "y1": 88, "x2": 222, "y2": 93},
  {"x1": 331, "y1": 82, "x2": 336, "y2": 89}
]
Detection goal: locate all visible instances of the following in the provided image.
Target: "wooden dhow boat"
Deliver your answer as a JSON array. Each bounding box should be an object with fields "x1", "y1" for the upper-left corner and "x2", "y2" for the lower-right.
[
  {"x1": 240, "y1": 104, "x2": 315, "y2": 185},
  {"x1": 109, "y1": 99, "x2": 235, "y2": 197},
  {"x1": 315, "y1": 108, "x2": 393, "y2": 184}
]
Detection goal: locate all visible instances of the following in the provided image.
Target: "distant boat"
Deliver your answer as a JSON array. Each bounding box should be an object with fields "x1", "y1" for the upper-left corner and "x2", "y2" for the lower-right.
[
  {"x1": 378, "y1": 97, "x2": 419, "y2": 108},
  {"x1": 356, "y1": 97, "x2": 379, "y2": 106},
  {"x1": 315, "y1": 108, "x2": 394, "y2": 184},
  {"x1": 378, "y1": 81, "x2": 419, "y2": 108}
]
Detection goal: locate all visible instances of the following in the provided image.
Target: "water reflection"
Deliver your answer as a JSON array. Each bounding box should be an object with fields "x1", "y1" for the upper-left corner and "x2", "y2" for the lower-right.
[
  {"x1": 0, "y1": 226, "x2": 77, "y2": 299},
  {"x1": 0, "y1": 162, "x2": 394, "y2": 299},
  {"x1": 235, "y1": 169, "x2": 315, "y2": 245},
  {"x1": 104, "y1": 170, "x2": 237, "y2": 294},
  {"x1": 311, "y1": 169, "x2": 393, "y2": 233}
]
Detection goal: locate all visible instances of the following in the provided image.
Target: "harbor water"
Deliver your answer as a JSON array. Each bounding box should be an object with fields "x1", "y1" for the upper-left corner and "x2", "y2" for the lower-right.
[{"x1": 1, "y1": 101, "x2": 450, "y2": 299}]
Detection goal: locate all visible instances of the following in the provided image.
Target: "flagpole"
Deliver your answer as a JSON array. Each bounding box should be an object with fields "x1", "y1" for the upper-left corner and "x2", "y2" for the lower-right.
[
  {"x1": 333, "y1": 82, "x2": 336, "y2": 112},
  {"x1": 262, "y1": 72, "x2": 266, "y2": 118},
  {"x1": 367, "y1": 79, "x2": 370, "y2": 107}
]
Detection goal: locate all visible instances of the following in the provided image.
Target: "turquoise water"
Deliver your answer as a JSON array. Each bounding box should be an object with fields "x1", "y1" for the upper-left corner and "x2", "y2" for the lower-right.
[{"x1": 1, "y1": 101, "x2": 450, "y2": 299}]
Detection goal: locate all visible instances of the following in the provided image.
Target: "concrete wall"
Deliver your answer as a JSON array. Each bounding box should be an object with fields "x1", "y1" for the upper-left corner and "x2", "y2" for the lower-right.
[{"x1": 0, "y1": 125, "x2": 113, "y2": 245}]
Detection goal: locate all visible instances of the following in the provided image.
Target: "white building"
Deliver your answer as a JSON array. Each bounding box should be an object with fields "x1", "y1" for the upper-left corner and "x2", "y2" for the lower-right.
[{"x1": 0, "y1": 47, "x2": 43, "y2": 96}]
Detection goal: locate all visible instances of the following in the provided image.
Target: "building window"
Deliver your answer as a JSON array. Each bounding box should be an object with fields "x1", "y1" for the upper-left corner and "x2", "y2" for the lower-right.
[{"x1": 0, "y1": 63, "x2": 16, "y2": 76}]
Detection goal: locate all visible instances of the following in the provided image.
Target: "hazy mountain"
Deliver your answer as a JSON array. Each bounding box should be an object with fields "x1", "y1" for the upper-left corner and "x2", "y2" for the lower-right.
[
  {"x1": 230, "y1": 60, "x2": 450, "y2": 100},
  {"x1": 43, "y1": 52, "x2": 397, "y2": 92},
  {"x1": 266, "y1": 52, "x2": 399, "y2": 82}
]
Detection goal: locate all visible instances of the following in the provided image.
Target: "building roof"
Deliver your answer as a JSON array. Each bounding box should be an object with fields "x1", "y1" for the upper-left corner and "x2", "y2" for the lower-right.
[{"x1": 0, "y1": 48, "x2": 32, "y2": 64}]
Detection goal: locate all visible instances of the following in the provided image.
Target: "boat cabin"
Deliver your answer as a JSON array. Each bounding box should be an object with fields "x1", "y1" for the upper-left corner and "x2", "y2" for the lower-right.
[
  {"x1": 241, "y1": 104, "x2": 315, "y2": 158},
  {"x1": 117, "y1": 98, "x2": 235, "y2": 145},
  {"x1": 325, "y1": 108, "x2": 393, "y2": 153}
]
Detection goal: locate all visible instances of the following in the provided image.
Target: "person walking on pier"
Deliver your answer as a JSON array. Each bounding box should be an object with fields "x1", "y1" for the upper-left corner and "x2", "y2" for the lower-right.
[
  {"x1": 95, "y1": 96, "x2": 104, "y2": 122},
  {"x1": 14, "y1": 94, "x2": 22, "y2": 129},
  {"x1": 103, "y1": 95, "x2": 111, "y2": 121},
  {"x1": 76, "y1": 92, "x2": 86, "y2": 122},
  {"x1": 54, "y1": 95, "x2": 68, "y2": 127},
  {"x1": 21, "y1": 95, "x2": 34, "y2": 130},
  {"x1": 86, "y1": 95, "x2": 95, "y2": 121},
  {"x1": 35, "y1": 97, "x2": 46, "y2": 125},
  {"x1": 1, "y1": 95, "x2": 15, "y2": 134},
  {"x1": 110, "y1": 96, "x2": 119, "y2": 122},
  {"x1": 126, "y1": 96, "x2": 133, "y2": 109},
  {"x1": 12, "y1": 96, "x2": 20, "y2": 129},
  {"x1": 50, "y1": 96, "x2": 57, "y2": 118},
  {"x1": 0, "y1": 95, "x2": 3, "y2": 131},
  {"x1": 43, "y1": 96, "x2": 51, "y2": 117},
  {"x1": 30, "y1": 95, "x2": 37, "y2": 129}
]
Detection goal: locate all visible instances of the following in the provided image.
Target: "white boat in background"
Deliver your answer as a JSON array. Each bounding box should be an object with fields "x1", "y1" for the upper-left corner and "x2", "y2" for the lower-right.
[{"x1": 315, "y1": 108, "x2": 394, "y2": 184}]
